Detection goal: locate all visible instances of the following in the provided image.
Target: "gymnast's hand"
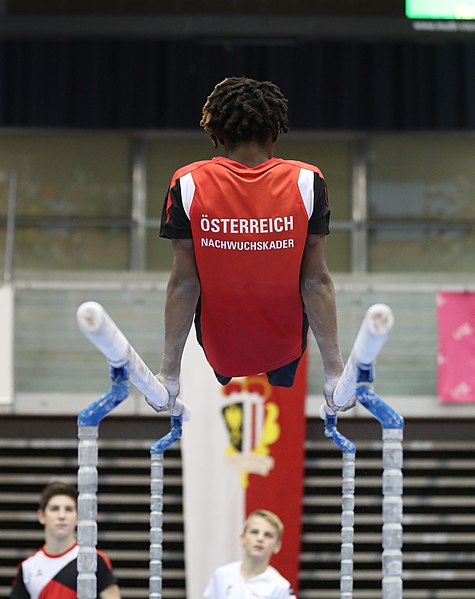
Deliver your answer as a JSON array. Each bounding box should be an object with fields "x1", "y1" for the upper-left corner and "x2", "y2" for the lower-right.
[
  {"x1": 323, "y1": 374, "x2": 356, "y2": 413},
  {"x1": 144, "y1": 373, "x2": 180, "y2": 414},
  {"x1": 157, "y1": 373, "x2": 180, "y2": 400}
]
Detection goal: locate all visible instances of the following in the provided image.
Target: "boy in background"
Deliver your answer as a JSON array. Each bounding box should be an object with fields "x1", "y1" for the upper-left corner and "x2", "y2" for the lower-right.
[
  {"x1": 10, "y1": 481, "x2": 120, "y2": 599},
  {"x1": 204, "y1": 509, "x2": 296, "y2": 599}
]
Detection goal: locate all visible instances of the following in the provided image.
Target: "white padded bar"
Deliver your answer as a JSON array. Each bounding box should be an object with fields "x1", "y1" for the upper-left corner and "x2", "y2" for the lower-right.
[
  {"x1": 333, "y1": 303, "x2": 394, "y2": 408},
  {"x1": 77, "y1": 301, "x2": 189, "y2": 419}
]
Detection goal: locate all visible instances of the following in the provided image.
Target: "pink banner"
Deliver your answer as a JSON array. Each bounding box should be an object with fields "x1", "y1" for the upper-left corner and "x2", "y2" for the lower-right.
[{"x1": 437, "y1": 291, "x2": 475, "y2": 403}]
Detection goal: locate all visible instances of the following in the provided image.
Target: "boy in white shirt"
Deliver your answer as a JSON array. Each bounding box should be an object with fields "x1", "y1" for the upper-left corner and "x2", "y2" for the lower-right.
[{"x1": 204, "y1": 509, "x2": 296, "y2": 599}]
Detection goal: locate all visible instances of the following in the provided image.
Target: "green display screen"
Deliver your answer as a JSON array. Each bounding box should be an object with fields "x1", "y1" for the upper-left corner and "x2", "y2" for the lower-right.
[{"x1": 406, "y1": 0, "x2": 475, "y2": 19}]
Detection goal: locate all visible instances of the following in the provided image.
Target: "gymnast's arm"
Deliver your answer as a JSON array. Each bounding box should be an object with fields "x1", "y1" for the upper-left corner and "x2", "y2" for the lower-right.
[
  {"x1": 300, "y1": 233, "x2": 350, "y2": 412},
  {"x1": 158, "y1": 238, "x2": 201, "y2": 399}
]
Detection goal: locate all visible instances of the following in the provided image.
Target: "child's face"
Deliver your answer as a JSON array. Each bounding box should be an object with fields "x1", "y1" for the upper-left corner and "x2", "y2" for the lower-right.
[
  {"x1": 240, "y1": 515, "x2": 281, "y2": 562},
  {"x1": 38, "y1": 494, "x2": 78, "y2": 542}
]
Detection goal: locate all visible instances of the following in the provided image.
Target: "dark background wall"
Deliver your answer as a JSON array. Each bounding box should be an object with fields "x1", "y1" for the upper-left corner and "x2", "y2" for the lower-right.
[
  {"x1": 1, "y1": 0, "x2": 474, "y2": 130},
  {"x1": 2, "y1": 39, "x2": 475, "y2": 130}
]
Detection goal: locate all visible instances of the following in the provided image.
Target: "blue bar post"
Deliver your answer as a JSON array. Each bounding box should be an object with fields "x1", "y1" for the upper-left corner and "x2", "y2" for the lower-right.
[
  {"x1": 149, "y1": 415, "x2": 184, "y2": 599},
  {"x1": 355, "y1": 364, "x2": 404, "y2": 599},
  {"x1": 324, "y1": 412, "x2": 356, "y2": 599},
  {"x1": 77, "y1": 366, "x2": 129, "y2": 599}
]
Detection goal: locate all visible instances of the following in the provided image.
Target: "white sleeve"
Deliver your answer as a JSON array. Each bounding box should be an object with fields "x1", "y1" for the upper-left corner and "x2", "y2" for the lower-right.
[
  {"x1": 273, "y1": 582, "x2": 296, "y2": 599},
  {"x1": 203, "y1": 572, "x2": 219, "y2": 599}
]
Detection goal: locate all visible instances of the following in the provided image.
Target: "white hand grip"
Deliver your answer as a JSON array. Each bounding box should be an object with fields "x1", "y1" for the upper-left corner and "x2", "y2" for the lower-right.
[
  {"x1": 77, "y1": 301, "x2": 190, "y2": 419},
  {"x1": 333, "y1": 303, "x2": 394, "y2": 408}
]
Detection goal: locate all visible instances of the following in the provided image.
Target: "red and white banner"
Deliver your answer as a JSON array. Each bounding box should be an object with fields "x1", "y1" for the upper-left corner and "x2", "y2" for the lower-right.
[
  {"x1": 437, "y1": 291, "x2": 475, "y2": 403},
  {"x1": 181, "y1": 330, "x2": 306, "y2": 598}
]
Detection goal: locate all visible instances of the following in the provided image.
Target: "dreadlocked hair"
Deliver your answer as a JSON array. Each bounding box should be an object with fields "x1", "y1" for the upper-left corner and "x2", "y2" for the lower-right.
[{"x1": 200, "y1": 76, "x2": 289, "y2": 149}]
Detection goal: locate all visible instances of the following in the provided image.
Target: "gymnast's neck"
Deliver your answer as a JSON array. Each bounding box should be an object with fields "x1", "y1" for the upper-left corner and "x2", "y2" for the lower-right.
[{"x1": 222, "y1": 134, "x2": 278, "y2": 168}]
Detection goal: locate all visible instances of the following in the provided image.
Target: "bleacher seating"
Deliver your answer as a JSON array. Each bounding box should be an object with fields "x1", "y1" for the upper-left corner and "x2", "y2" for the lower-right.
[{"x1": 1, "y1": 418, "x2": 475, "y2": 598}]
